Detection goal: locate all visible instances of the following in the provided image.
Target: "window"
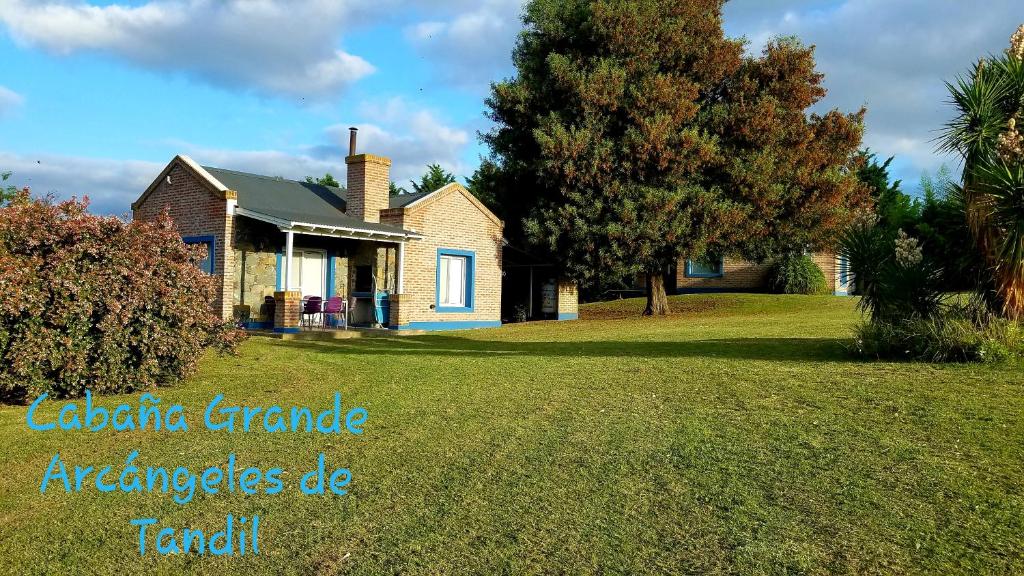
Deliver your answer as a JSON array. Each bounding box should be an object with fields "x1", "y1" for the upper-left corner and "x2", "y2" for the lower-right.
[
  {"x1": 436, "y1": 249, "x2": 475, "y2": 312},
  {"x1": 183, "y1": 236, "x2": 215, "y2": 274},
  {"x1": 685, "y1": 256, "x2": 724, "y2": 278}
]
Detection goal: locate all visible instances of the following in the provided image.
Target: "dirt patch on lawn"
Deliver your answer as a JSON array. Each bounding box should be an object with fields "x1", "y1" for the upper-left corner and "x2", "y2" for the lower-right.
[{"x1": 580, "y1": 295, "x2": 744, "y2": 320}]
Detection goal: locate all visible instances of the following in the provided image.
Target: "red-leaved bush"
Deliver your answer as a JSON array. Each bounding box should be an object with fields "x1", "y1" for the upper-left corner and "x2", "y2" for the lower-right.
[{"x1": 0, "y1": 192, "x2": 245, "y2": 402}]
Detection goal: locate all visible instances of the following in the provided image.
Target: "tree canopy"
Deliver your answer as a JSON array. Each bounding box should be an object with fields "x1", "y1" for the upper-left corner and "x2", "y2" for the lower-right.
[
  {"x1": 410, "y1": 164, "x2": 457, "y2": 194},
  {"x1": 2, "y1": 171, "x2": 20, "y2": 206},
  {"x1": 482, "y1": 0, "x2": 868, "y2": 313},
  {"x1": 305, "y1": 173, "x2": 341, "y2": 188}
]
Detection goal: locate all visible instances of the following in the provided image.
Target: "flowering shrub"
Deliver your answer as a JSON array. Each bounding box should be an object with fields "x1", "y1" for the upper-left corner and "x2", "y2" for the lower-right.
[
  {"x1": 0, "y1": 192, "x2": 244, "y2": 402},
  {"x1": 840, "y1": 222, "x2": 944, "y2": 323}
]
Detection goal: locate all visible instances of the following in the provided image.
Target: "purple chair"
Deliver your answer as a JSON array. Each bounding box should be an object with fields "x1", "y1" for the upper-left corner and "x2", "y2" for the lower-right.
[
  {"x1": 301, "y1": 296, "x2": 323, "y2": 329},
  {"x1": 322, "y1": 296, "x2": 347, "y2": 330}
]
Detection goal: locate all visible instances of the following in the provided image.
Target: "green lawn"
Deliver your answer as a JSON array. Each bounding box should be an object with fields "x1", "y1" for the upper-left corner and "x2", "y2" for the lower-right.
[{"x1": 1, "y1": 294, "x2": 1023, "y2": 575}]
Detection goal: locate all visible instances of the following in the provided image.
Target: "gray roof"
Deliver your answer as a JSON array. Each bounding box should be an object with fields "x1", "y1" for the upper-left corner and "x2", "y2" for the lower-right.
[
  {"x1": 204, "y1": 167, "x2": 415, "y2": 236},
  {"x1": 389, "y1": 190, "x2": 432, "y2": 208}
]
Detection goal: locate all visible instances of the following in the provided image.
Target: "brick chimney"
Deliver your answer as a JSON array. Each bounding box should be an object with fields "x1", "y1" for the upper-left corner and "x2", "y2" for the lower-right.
[{"x1": 345, "y1": 127, "x2": 391, "y2": 223}]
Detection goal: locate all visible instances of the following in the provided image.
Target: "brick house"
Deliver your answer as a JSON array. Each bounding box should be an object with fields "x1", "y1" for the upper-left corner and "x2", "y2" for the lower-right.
[
  {"x1": 132, "y1": 129, "x2": 509, "y2": 332},
  {"x1": 674, "y1": 252, "x2": 851, "y2": 295}
]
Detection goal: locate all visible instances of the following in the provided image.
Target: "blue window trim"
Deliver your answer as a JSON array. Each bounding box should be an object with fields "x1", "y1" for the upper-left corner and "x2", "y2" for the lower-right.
[
  {"x1": 325, "y1": 250, "x2": 336, "y2": 299},
  {"x1": 182, "y1": 235, "x2": 216, "y2": 274},
  {"x1": 838, "y1": 255, "x2": 850, "y2": 286},
  {"x1": 435, "y1": 248, "x2": 475, "y2": 313},
  {"x1": 275, "y1": 251, "x2": 283, "y2": 291},
  {"x1": 685, "y1": 256, "x2": 725, "y2": 279}
]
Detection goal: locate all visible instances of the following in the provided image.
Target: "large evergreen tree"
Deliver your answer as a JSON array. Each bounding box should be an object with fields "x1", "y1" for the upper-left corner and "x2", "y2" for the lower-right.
[
  {"x1": 484, "y1": 0, "x2": 868, "y2": 315},
  {"x1": 704, "y1": 36, "x2": 869, "y2": 262}
]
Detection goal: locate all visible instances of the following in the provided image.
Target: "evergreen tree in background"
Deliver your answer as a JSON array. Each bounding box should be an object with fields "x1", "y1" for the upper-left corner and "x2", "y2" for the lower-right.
[
  {"x1": 389, "y1": 181, "x2": 408, "y2": 197},
  {"x1": 1, "y1": 171, "x2": 18, "y2": 206},
  {"x1": 305, "y1": 173, "x2": 341, "y2": 188},
  {"x1": 410, "y1": 164, "x2": 457, "y2": 194}
]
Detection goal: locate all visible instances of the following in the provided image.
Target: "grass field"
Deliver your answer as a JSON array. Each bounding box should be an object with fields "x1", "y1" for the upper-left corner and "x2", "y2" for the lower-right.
[{"x1": 1, "y1": 294, "x2": 1023, "y2": 575}]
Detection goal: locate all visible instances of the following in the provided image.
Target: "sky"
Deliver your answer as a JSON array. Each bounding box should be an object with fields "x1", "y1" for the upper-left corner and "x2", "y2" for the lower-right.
[{"x1": 0, "y1": 0, "x2": 1021, "y2": 215}]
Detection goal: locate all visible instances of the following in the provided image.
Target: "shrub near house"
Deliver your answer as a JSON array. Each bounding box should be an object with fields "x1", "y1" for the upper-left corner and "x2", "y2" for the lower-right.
[{"x1": 0, "y1": 192, "x2": 242, "y2": 402}]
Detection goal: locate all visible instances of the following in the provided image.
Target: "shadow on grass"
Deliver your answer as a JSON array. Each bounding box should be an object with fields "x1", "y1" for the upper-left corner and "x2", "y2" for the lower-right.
[{"x1": 264, "y1": 336, "x2": 856, "y2": 363}]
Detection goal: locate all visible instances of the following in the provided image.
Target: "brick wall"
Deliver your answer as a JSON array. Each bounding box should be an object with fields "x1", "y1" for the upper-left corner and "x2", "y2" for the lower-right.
[
  {"x1": 675, "y1": 251, "x2": 838, "y2": 293},
  {"x1": 132, "y1": 160, "x2": 234, "y2": 320},
  {"x1": 345, "y1": 154, "x2": 390, "y2": 223},
  {"x1": 557, "y1": 280, "x2": 579, "y2": 318},
  {"x1": 381, "y1": 185, "x2": 503, "y2": 327},
  {"x1": 676, "y1": 256, "x2": 771, "y2": 292},
  {"x1": 811, "y1": 251, "x2": 839, "y2": 293}
]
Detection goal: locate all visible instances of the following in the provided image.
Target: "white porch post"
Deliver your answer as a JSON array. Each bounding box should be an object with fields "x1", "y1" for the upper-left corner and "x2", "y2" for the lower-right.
[
  {"x1": 397, "y1": 241, "x2": 405, "y2": 294},
  {"x1": 284, "y1": 230, "x2": 295, "y2": 291}
]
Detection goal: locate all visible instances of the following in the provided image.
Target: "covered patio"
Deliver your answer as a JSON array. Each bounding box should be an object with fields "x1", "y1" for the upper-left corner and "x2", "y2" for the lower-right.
[{"x1": 205, "y1": 163, "x2": 423, "y2": 334}]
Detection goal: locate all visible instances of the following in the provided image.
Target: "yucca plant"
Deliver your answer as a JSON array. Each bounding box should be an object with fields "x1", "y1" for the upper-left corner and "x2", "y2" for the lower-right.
[
  {"x1": 940, "y1": 24, "x2": 1024, "y2": 319},
  {"x1": 839, "y1": 221, "x2": 944, "y2": 323}
]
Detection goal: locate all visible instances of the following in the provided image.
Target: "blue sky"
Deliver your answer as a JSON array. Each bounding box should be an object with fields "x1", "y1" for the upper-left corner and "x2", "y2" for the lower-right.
[{"x1": 0, "y1": 0, "x2": 1021, "y2": 214}]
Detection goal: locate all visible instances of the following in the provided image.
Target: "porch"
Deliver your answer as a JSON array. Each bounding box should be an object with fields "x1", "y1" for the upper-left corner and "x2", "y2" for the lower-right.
[{"x1": 229, "y1": 209, "x2": 422, "y2": 333}]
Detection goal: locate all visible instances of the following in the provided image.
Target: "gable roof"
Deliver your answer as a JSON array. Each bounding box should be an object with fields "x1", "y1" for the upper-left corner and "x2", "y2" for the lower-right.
[
  {"x1": 203, "y1": 166, "x2": 348, "y2": 219},
  {"x1": 389, "y1": 190, "x2": 432, "y2": 208},
  {"x1": 394, "y1": 182, "x2": 503, "y2": 227},
  {"x1": 135, "y1": 156, "x2": 421, "y2": 240}
]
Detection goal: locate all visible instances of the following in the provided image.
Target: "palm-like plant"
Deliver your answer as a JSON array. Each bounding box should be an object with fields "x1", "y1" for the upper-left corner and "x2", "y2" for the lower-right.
[{"x1": 940, "y1": 25, "x2": 1024, "y2": 319}]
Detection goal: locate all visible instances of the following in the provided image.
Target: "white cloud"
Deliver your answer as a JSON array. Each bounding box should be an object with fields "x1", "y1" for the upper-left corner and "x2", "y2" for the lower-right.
[
  {"x1": 724, "y1": 0, "x2": 1023, "y2": 185},
  {"x1": 0, "y1": 0, "x2": 376, "y2": 99},
  {"x1": 0, "y1": 85, "x2": 25, "y2": 116},
  {"x1": 405, "y1": 0, "x2": 524, "y2": 90},
  {"x1": 312, "y1": 98, "x2": 472, "y2": 186},
  {"x1": 0, "y1": 100, "x2": 471, "y2": 214},
  {"x1": 0, "y1": 152, "x2": 161, "y2": 216}
]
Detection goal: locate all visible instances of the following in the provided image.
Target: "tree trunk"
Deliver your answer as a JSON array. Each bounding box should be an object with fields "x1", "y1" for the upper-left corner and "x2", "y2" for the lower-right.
[{"x1": 643, "y1": 272, "x2": 670, "y2": 316}]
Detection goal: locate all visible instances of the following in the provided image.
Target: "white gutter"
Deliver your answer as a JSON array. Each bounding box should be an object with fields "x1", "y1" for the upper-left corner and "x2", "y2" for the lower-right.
[{"x1": 235, "y1": 207, "x2": 423, "y2": 242}]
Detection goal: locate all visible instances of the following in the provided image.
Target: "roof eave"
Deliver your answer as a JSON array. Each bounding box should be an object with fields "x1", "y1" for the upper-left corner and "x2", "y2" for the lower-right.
[{"x1": 235, "y1": 207, "x2": 423, "y2": 242}]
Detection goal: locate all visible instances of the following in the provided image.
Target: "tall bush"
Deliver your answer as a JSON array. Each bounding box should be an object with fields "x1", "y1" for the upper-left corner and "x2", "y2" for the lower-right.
[
  {"x1": 767, "y1": 254, "x2": 829, "y2": 295},
  {"x1": 0, "y1": 192, "x2": 243, "y2": 402}
]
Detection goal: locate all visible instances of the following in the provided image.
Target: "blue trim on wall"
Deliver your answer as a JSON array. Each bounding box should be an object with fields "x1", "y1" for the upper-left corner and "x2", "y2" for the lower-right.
[
  {"x1": 557, "y1": 313, "x2": 579, "y2": 321},
  {"x1": 244, "y1": 321, "x2": 274, "y2": 330},
  {"x1": 834, "y1": 290, "x2": 850, "y2": 297},
  {"x1": 273, "y1": 327, "x2": 301, "y2": 334},
  {"x1": 182, "y1": 235, "x2": 216, "y2": 274},
  {"x1": 392, "y1": 320, "x2": 501, "y2": 331},
  {"x1": 275, "y1": 251, "x2": 283, "y2": 291},
  {"x1": 435, "y1": 248, "x2": 476, "y2": 313},
  {"x1": 325, "y1": 250, "x2": 336, "y2": 299},
  {"x1": 684, "y1": 256, "x2": 725, "y2": 279}
]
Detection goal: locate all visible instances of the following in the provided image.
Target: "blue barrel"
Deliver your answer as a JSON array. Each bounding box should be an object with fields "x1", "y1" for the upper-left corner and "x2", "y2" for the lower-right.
[{"x1": 373, "y1": 292, "x2": 390, "y2": 326}]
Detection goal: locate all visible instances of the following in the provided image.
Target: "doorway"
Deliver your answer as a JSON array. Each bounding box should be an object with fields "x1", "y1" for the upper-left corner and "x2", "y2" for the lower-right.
[{"x1": 289, "y1": 249, "x2": 327, "y2": 298}]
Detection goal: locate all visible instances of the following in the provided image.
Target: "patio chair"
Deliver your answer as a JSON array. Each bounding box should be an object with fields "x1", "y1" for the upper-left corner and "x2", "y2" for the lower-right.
[
  {"x1": 301, "y1": 296, "x2": 323, "y2": 329},
  {"x1": 322, "y1": 296, "x2": 347, "y2": 330}
]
